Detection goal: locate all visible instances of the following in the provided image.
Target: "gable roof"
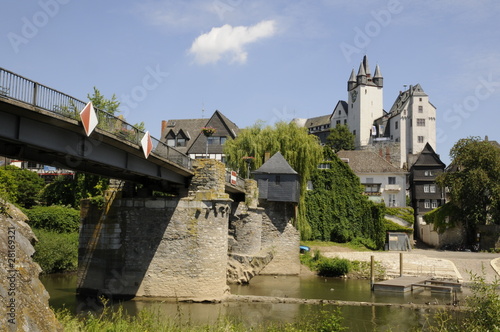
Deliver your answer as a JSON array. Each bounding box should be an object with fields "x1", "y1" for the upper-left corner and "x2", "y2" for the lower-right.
[
  {"x1": 161, "y1": 110, "x2": 239, "y2": 154},
  {"x1": 253, "y1": 152, "x2": 298, "y2": 175},
  {"x1": 337, "y1": 150, "x2": 406, "y2": 174},
  {"x1": 333, "y1": 100, "x2": 348, "y2": 116},
  {"x1": 305, "y1": 114, "x2": 331, "y2": 128},
  {"x1": 410, "y1": 143, "x2": 445, "y2": 169}
]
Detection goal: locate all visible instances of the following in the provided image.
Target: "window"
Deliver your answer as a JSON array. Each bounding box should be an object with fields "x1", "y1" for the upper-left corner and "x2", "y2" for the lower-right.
[
  {"x1": 418, "y1": 136, "x2": 424, "y2": 143},
  {"x1": 388, "y1": 194, "x2": 397, "y2": 207},
  {"x1": 364, "y1": 184, "x2": 380, "y2": 193},
  {"x1": 419, "y1": 98, "x2": 422, "y2": 102},
  {"x1": 417, "y1": 118, "x2": 426, "y2": 126},
  {"x1": 176, "y1": 138, "x2": 186, "y2": 147},
  {"x1": 418, "y1": 105, "x2": 423, "y2": 113},
  {"x1": 208, "y1": 136, "x2": 227, "y2": 145},
  {"x1": 424, "y1": 184, "x2": 430, "y2": 193},
  {"x1": 430, "y1": 184, "x2": 436, "y2": 193},
  {"x1": 344, "y1": 119, "x2": 347, "y2": 125},
  {"x1": 431, "y1": 200, "x2": 438, "y2": 208},
  {"x1": 336, "y1": 120, "x2": 341, "y2": 125},
  {"x1": 318, "y1": 163, "x2": 331, "y2": 169},
  {"x1": 339, "y1": 110, "x2": 341, "y2": 115},
  {"x1": 424, "y1": 200, "x2": 430, "y2": 208},
  {"x1": 388, "y1": 177, "x2": 396, "y2": 184},
  {"x1": 424, "y1": 170, "x2": 434, "y2": 176},
  {"x1": 395, "y1": 121, "x2": 399, "y2": 130},
  {"x1": 167, "y1": 138, "x2": 175, "y2": 147},
  {"x1": 275, "y1": 175, "x2": 281, "y2": 185},
  {"x1": 353, "y1": 130, "x2": 356, "y2": 136}
]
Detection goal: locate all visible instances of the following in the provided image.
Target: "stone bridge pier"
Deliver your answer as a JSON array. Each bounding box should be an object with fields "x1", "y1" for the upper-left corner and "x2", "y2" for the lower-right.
[
  {"x1": 77, "y1": 159, "x2": 300, "y2": 301},
  {"x1": 77, "y1": 159, "x2": 233, "y2": 301}
]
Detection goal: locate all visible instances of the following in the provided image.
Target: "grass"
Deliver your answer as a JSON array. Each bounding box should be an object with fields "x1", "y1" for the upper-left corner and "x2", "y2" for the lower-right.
[
  {"x1": 300, "y1": 240, "x2": 373, "y2": 251},
  {"x1": 56, "y1": 299, "x2": 346, "y2": 332}
]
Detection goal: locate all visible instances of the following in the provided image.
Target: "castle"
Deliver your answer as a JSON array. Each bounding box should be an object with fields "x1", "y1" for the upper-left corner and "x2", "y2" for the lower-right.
[{"x1": 302, "y1": 55, "x2": 437, "y2": 169}]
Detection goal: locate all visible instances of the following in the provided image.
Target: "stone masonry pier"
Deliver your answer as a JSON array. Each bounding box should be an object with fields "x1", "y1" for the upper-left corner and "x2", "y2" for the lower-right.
[{"x1": 77, "y1": 159, "x2": 300, "y2": 301}]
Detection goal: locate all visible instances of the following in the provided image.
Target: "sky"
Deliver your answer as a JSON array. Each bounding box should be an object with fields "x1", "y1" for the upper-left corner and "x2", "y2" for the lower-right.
[{"x1": 1, "y1": 0, "x2": 500, "y2": 165}]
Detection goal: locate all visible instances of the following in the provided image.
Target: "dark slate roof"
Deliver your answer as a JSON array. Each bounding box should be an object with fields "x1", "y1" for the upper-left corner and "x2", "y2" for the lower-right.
[
  {"x1": 410, "y1": 143, "x2": 445, "y2": 169},
  {"x1": 253, "y1": 152, "x2": 298, "y2": 175},
  {"x1": 161, "y1": 110, "x2": 239, "y2": 154},
  {"x1": 306, "y1": 114, "x2": 331, "y2": 128},
  {"x1": 334, "y1": 100, "x2": 348, "y2": 116},
  {"x1": 337, "y1": 150, "x2": 406, "y2": 174}
]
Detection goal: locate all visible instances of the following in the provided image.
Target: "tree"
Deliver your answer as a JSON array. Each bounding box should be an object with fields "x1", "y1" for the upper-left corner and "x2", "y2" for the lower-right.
[
  {"x1": 87, "y1": 87, "x2": 120, "y2": 115},
  {"x1": 224, "y1": 121, "x2": 324, "y2": 239},
  {"x1": 326, "y1": 124, "x2": 355, "y2": 151},
  {"x1": 39, "y1": 173, "x2": 109, "y2": 208},
  {"x1": 3, "y1": 165, "x2": 45, "y2": 208},
  {"x1": 436, "y1": 137, "x2": 500, "y2": 243}
]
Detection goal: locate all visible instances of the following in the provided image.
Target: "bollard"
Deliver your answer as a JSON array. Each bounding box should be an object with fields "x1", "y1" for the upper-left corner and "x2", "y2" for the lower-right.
[
  {"x1": 400, "y1": 252, "x2": 403, "y2": 277},
  {"x1": 370, "y1": 255, "x2": 375, "y2": 290}
]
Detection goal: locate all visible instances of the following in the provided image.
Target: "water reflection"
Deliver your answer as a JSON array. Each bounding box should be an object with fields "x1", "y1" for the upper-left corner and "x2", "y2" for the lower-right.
[{"x1": 41, "y1": 273, "x2": 462, "y2": 330}]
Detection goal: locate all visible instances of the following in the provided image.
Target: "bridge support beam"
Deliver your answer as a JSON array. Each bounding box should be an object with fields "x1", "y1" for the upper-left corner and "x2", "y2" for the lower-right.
[{"x1": 77, "y1": 159, "x2": 232, "y2": 301}]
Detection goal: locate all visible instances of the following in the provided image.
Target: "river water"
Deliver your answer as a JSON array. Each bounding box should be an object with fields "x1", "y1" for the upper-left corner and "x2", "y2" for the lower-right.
[{"x1": 41, "y1": 273, "x2": 463, "y2": 331}]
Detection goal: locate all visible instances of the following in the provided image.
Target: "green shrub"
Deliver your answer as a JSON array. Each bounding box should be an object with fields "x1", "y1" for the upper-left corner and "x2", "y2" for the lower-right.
[
  {"x1": 384, "y1": 219, "x2": 413, "y2": 234},
  {"x1": 385, "y1": 206, "x2": 414, "y2": 225},
  {"x1": 25, "y1": 205, "x2": 80, "y2": 233},
  {"x1": 32, "y1": 228, "x2": 79, "y2": 273},
  {"x1": 317, "y1": 257, "x2": 350, "y2": 277}
]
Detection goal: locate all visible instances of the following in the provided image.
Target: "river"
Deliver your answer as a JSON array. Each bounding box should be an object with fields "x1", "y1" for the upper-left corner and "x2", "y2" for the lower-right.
[{"x1": 41, "y1": 273, "x2": 462, "y2": 331}]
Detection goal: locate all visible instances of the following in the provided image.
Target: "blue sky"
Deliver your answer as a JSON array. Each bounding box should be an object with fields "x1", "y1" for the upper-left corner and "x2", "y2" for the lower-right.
[{"x1": 2, "y1": 0, "x2": 500, "y2": 165}]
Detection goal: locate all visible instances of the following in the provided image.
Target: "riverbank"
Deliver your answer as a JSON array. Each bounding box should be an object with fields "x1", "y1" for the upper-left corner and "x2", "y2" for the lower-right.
[{"x1": 308, "y1": 244, "x2": 500, "y2": 284}]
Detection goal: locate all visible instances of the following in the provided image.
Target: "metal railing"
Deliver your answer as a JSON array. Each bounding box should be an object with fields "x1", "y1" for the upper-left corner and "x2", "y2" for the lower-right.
[{"x1": 0, "y1": 67, "x2": 191, "y2": 170}]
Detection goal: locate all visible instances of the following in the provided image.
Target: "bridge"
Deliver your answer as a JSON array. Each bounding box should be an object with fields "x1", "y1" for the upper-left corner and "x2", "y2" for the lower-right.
[
  {"x1": 0, "y1": 67, "x2": 299, "y2": 302},
  {"x1": 0, "y1": 67, "x2": 245, "y2": 194}
]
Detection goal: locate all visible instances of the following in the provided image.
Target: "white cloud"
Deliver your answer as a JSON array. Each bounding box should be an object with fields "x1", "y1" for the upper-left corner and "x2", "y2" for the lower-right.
[{"x1": 188, "y1": 20, "x2": 277, "y2": 65}]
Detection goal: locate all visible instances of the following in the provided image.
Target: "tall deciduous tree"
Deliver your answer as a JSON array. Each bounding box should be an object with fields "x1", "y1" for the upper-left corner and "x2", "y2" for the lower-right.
[
  {"x1": 436, "y1": 137, "x2": 500, "y2": 243},
  {"x1": 224, "y1": 121, "x2": 323, "y2": 239},
  {"x1": 326, "y1": 124, "x2": 355, "y2": 151}
]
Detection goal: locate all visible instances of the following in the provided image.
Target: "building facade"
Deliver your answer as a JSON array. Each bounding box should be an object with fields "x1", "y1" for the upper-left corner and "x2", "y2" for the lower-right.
[
  {"x1": 160, "y1": 110, "x2": 239, "y2": 162},
  {"x1": 409, "y1": 143, "x2": 447, "y2": 245},
  {"x1": 337, "y1": 150, "x2": 407, "y2": 208}
]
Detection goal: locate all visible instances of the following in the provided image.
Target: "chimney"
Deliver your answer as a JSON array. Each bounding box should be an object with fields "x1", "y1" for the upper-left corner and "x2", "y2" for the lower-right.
[
  {"x1": 161, "y1": 120, "x2": 168, "y2": 137},
  {"x1": 264, "y1": 152, "x2": 271, "y2": 162},
  {"x1": 385, "y1": 147, "x2": 391, "y2": 163}
]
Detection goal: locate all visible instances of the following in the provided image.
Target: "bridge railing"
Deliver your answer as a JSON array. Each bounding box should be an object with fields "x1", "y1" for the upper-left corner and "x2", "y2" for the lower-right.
[{"x1": 0, "y1": 67, "x2": 191, "y2": 170}]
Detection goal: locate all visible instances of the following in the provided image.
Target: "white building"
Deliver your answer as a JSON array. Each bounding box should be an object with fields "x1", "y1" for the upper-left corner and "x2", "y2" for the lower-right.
[
  {"x1": 332, "y1": 55, "x2": 437, "y2": 169},
  {"x1": 337, "y1": 150, "x2": 407, "y2": 208}
]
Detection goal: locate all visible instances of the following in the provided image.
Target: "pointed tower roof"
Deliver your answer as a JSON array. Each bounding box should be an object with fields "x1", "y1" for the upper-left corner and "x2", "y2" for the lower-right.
[
  {"x1": 362, "y1": 55, "x2": 371, "y2": 76},
  {"x1": 374, "y1": 64, "x2": 382, "y2": 78},
  {"x1": 348, "y1": 69, "x2": 356, "y2": 82},
  {"x1": 253, "y1": 152, "x2": 297, "y2": 175},
  {"x1": 357, "y1": 62, "x2": 366, "y2": 77}
]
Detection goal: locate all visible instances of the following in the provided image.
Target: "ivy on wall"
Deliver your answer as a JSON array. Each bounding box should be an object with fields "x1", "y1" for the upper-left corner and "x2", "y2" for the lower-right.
[{"x1": 305, "y1": 148, "x2": 385, "y2": 249}]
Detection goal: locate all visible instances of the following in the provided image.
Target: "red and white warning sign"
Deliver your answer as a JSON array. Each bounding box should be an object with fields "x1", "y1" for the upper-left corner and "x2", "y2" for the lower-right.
[
  {"x1": 141, "y1": 131, "x2": 153, "y2": 158},
  {"x1": 79, "y1": 102, "x2": 98, "y2": 136},
  {"x1": 231, "y1": 171, "x2": 237, "y2": 185}
]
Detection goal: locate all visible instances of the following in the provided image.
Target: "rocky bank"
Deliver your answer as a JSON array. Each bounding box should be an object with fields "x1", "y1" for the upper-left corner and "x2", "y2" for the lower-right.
[{"x1": 0, "y1": 201, "x2": 62, "y2": 331}]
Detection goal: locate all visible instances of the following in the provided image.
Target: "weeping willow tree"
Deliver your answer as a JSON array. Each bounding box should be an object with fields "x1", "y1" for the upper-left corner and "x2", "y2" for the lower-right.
[{"x1": 224, "y1": 121, "x2": 323, "y2": 239}]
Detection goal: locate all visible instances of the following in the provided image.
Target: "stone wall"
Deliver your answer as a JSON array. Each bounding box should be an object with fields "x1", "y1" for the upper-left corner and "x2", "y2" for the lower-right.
[
  {"x1": 0, "y1": 202, "x2": 62, "y2": 331},
  {"x1": 78, "y1": 159, "x2": 232, "y2": 301},
  {"x1": 259, "y1": 201, "x2": 300, "y2": 275},
  {"x1": 78, "y1": 196, "x2": 232, "y2": 301}
]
